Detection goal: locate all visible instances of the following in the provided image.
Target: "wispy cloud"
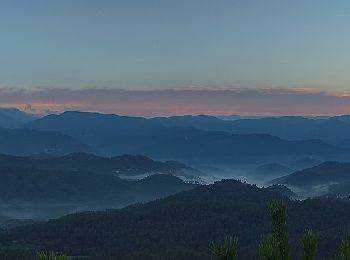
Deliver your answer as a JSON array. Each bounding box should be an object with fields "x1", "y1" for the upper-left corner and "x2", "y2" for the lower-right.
[{"x1": 0, "y1": 87, "x2": 349, "y2": 116}]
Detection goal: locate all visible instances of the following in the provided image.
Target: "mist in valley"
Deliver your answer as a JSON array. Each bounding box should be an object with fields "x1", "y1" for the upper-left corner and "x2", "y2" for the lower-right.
[{"x1": 1, "y1": 152, "x2": 348, "y2": 224}]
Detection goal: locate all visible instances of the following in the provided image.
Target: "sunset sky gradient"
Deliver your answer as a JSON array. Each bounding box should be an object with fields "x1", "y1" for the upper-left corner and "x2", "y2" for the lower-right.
[
  {"x1": 1, "y1": 1, "x2": 350, "y2": 115},
  {"x1": 0, "y1": 87, "x2": 349, "y2": 116}
]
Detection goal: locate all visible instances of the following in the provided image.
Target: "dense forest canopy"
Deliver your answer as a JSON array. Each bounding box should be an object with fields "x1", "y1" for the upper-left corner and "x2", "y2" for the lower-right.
[{"x1": 3, "y1": 180, "x2": 350, "y2": 259}]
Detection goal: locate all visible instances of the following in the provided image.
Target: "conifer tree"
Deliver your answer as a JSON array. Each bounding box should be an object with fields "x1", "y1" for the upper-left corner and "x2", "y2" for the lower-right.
[
  {"x1": 259, "y1": 200, "x2": 291, "y2": 260},
  {"x1": 341, "y1": 233, "x2": 350, "y2": 260},
  {"x1": 301, "y1": 230, "x2": 318, "y2": 260},
  {"x1": 259, "y1": 233, "x2": 281, "y2": 260},
  {"x1": 270, "y1": 200, "x2": 291, "y2": 260},
  {"x1": 210, "y1": 236, "x2": 238, "y2": 260}
]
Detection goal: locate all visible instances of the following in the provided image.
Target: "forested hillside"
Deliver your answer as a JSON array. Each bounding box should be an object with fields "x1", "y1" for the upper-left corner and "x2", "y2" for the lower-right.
[
  {"x1": 0, "y1": 154, "x2": 197, "y2": 219},
  {"x1": 274, "y1": 161, "x2": 350, "y2": 196},
  {"x1": 3, "y1": 180, "x2": 350, "y2": 259}
]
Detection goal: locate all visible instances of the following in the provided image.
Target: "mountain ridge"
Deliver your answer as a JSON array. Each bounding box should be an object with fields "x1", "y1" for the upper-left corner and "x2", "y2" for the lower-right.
[
  {"x1": 24, "y1": 111, "x2": 346, "y2": 162},
  {"x1": 0, "y1": 128, "x2": 91, "y2": 156}
]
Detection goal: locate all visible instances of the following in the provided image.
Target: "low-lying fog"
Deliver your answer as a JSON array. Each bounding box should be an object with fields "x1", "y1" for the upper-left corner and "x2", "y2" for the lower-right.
[
  {"x1": 193, "y1": 155, "x2": 320, "y2": 186},
  {"x1": 2, "y1": 154, "x2": 350, "y2": 226}
]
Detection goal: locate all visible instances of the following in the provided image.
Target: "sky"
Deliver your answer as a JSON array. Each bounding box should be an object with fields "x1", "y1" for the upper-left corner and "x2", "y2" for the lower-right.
[{"x1": 1, "y1": 0, "x2": 350, "y2": 115}]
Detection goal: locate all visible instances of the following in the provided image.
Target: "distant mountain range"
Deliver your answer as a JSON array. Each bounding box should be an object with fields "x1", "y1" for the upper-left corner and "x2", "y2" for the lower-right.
[
  {"x1": 151, "y1": 114, "x2": 350, "y2": 148},
  {"x1": 4, "y1": 108, "x2": 350, "y2": 149},
  {"x1": 0, "y1": 128, "x2": 90, "y2": 156},
  {"x1": 22, "y1": 111, "x2": 345, "y2": 162},
  {"x1": 4, "y1": 180, "x2": 350, "y2": 259},
  {"x1": 0, "y1": 108, "x2": 36, "y2": 128},
  {"x1": 0, "y1": 109, "x2": 349, "y2": 161}
]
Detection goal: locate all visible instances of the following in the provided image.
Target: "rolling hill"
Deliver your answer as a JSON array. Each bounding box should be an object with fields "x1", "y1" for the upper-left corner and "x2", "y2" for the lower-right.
[
  {"x1": 0, "y1": 152, "x2": 200, "y2": 178},
  {"x1": 3, "y1": 180, "x2": 350, "y2": 259},
  {"x1": 0, "y1": 154, "x2": 197, "y2": 219},
  {"x1": 273, "y1": 161, "x2": 350, "y2": 197},
  {"x1": 274, "y1": 161, "x2": 350, "y2": 187}
]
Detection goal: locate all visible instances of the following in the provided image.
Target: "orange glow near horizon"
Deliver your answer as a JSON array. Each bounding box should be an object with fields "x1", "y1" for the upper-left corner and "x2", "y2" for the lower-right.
[
  {"x1": 0, "y1": 103, "x2": 345, "y2": 117},
  {"x1": 0, "y1": 87, "x2": 349, "y2": 117}
]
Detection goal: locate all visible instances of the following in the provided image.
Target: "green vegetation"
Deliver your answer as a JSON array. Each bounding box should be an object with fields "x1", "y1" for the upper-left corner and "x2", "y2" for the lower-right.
[
  {"x1": 341, "y1": 233, "x2": 350, "y2": 260},
  {"x1": 301, "y1": 230, "x2": 318, "y2": 260},
  {"x1": 259, "y1": 234, "x2": 280, "y2": 260},
  {"x1": 211, "y1": 236, "x2": 238, "y2": 260},
  {"x1": 212, "y1": 200, "x2": 341, "y2": 260},
  {"x1": 258, "y1": 201, "x2": 290, "y2": 260},
  {"x1": 38, "y1": 251, "x2": 68, "y2": 260},
  {"x1": 270, "y1": 200, "x2": 291, "y2": 260}
]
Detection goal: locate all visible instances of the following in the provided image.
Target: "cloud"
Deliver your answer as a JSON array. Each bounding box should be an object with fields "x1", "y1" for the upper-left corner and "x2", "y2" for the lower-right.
[{"x1": 0, "y1": 87, "x2": 349, "y2": 116}]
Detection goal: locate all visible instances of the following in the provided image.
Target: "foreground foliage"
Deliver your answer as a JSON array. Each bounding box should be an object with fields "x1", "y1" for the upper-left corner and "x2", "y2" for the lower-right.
[
  {"x1": 259, "y1": 234, "x2": 280, "y2": 260},
  {"x1": 211, "y1": 236, "x2": 238, "y2": 260},
  {"x1": 301, "y1": 230, "x2": 318, "y2": 260},
  {"x1": 341, "y1": 233, "x2": 350, "y2": 260},
  {"x1": 38, "y1": 251, "x2": 68, "y2": 260},
  {"x1": 213, "y1": 200, "x2": 347, "y2": 260}
]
